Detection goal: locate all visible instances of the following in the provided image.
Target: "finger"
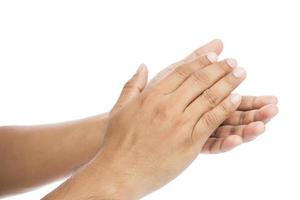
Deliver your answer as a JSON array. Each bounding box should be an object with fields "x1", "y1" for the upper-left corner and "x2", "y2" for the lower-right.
[
  {"x1": 172, "y1": 58, "x2": 237, "y2": 109},
  {"x1": 184, "y1": 39, "x2": 224, "y2": 61},
  {"x1": 148, "y1": 39, "x2": 223, "y2": 87},
  {"x1": 191, "y1": 94, "x2": 242, "y2": 147},
  {"x1": 201, "y1": 135, "x2": 243, "y2": 154},
  {"x1": 186, "y1": 67, "x2": 246, "y2": 119},
  {"x1": 155, "y1": 53, "x2": 218, "y2": 94},
  {"x1": 212, "y1": 121, "x2": 265, "y2": 142},
  {"x1": 112, "y1": 64, "x2": 148, "y2": 113},
  {"x1": 222, "y1": 104, "x2": 279, "y2": 125},
  {"x1": 238, "y1": 95, "x2": 278, "y2": 111}
]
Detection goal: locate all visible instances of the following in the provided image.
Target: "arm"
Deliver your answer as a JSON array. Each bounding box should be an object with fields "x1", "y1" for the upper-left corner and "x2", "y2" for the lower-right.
[
  {"x1": 0, "y1": 114, "x2": 108, "y2": 196},
  {"x1": 0, "y1": 39, "x2": 278, "y2": 197},
  {"x1": 0, "y1": 39, "x2": 222, "y2": 196}
]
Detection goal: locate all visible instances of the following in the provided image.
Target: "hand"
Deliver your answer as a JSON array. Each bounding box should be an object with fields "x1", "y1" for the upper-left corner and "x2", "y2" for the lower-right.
[
  {"x1": 203, "y1": 95, "x2": 278, "y2": 153},
  {"x1": 114, "y1": 39, "x2": 278, "y2": 154},
  {"x1": 149, "y1": 39, "x2": 278, "y2": 153},
  {"x1": 42, "y1": 43, "x2": 277, "y2": 200},
  {"x1": 94, "y1": 54, "x2": 246, "y2": 199}
]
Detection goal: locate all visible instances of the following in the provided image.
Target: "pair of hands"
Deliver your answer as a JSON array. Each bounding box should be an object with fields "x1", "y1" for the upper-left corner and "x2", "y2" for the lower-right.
[
  {"x1": 44, "y1": 39, "x2": 278, "y2": 200},
  {"x1": 99, "y1": 40, "x2": 278, "y2": 199},
  {"x1": 101, "y1": 50, "x2": 248, "y2": 198},
  {"x1": 112, "y1": 39, "x2": 278, "y2": 154}
]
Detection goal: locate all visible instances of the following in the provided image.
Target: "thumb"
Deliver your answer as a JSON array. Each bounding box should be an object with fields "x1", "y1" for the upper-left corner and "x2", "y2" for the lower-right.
[{"x1": 112, "y1": 64, "x2": 148, "y2": 113}]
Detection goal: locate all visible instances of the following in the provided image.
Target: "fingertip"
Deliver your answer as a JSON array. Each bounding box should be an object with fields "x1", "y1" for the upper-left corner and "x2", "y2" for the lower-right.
[
  {"x1": 230, "y1": 135, "x2": 243, "y2": 145},
  {"x1": 137, "y1": 63, "x2": 147, "y2": 73},
  {"x1": 222, "y1": 135, "x2": 243, "y2": 152},
  {"x1": 232, "y1": 67, "x2": 247, "y2": 79},
  {"x1": 205, "y1": 39, "x2": 224, "y2": 55},
  {"x1": 243, "y1": 121, "x2": 265, "y2": 142},
  {"x1": 211, "y1": 39, "x2": 224, "y2": 53},
  {"x1": 251, "y1": 121, "x2": 265, "y2": 133},
  {"x1": 269, "y1": 96, "x2": 278, "y2": 104},
  {"x1": 137, "y1": 63, "x2": 148, "y2": 80},
  {"x1": 226, "y1": 58, "x2": 238, "y2": 68},
  {"x1": 260, "y1": 95, "x2": 278, "y2": 105},
  {"x1": 259, "y1": 104, "x2": 279, "y2": 120},
  {"x1": 270, "y1": 104, "x2": 279, "y2": 116}
]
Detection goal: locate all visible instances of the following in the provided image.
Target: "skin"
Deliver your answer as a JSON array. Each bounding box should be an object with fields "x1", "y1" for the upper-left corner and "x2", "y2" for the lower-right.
[
  {"x1": 43, "y1": 53, "x2": 251, "y2": 199},
  {"x1": 0, "y1": 39, "x2": 278, "y2": 197}
]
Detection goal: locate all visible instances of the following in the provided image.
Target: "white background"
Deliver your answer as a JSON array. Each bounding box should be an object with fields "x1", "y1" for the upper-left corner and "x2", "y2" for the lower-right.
[{"x1": 0, "y1": 0, "x2": 299, "y2": 199}]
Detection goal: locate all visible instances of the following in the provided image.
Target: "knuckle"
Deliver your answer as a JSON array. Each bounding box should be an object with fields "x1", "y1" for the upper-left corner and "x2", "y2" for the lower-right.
[
  {"x1": 170, "y1": 60, "x2": 185, "y2": 69},
  {"x1": 220, "y1": 61, "x2": 234, "y2": 72},
  {"x1": 193, "y1": 54, "x2": 214, "y2": 66},
  {"x1": 174, "y1": 66, "x2": 189, "y2": 79},
  {"x1": 219, "y1": 102, "x2": 232, "y2": 114},
  {"x1": 123, "y1": 80, "x2": 135, "y2": 90},
  {"x1": 195, "y1": 56, "x2": 208, "y2": 66},
  {"x1": 174, "y1": 116, "x2": 190, "y2": 129},
  {"x1": 202, "y1": 89, "x2": 219, "y2": 108},
  {"x1": 243, "y1": 110, "x2": 256, "y2": 125},
  {"x1": 225, "y1": 74, "x2": 239, "y2": 86},
  {"x1": 123, "y1": 80, "x2": 143, "y2": 93},
  {"x1": 190, "y1": 70, "x2": 211, "y2": 85},
  {"x1": 203, "y1": 112, "x2": 219, "y2": 128},
  {"x1": 239, "y1": 111, "x2": 247, "y2": 125}
]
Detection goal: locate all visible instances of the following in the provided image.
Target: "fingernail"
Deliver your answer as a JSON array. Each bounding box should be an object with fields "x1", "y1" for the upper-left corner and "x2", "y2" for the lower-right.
[
  {"x1": 233, "y1": 67, "x2": 246, "y2": 78},
  {"x1": 206, "y1": 52, "x2": 218, "y2": 63},
  {"x1": 226, "y1": 58, "x2": 238, "y2": 68},
  {"x1": 136, "y1": 64, "x2": 146, "y2": 73},
  {"x1": 230, "y1": 93, "x2": 241, "y2": 104}
]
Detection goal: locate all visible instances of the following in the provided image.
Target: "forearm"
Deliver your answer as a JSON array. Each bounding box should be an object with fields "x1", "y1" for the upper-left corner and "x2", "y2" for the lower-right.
[
  {"x1": 0, "y1": 113, "x2": 108, "y2": 197},
  {"x1": 42, "y1": 151, "x2": 134, "y2": 200}
]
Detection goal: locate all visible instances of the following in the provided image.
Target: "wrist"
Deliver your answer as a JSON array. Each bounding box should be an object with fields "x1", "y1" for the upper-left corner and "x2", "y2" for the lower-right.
[
  {"x1": 90, "y1": 152, "x2": 138, "y2": 200},
  {"x1": 94, "y1": 113, "x2": 109, "y2": 132},
  {"x1": 43, "y1": 154, "x2": 135, "y2": 200}
]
